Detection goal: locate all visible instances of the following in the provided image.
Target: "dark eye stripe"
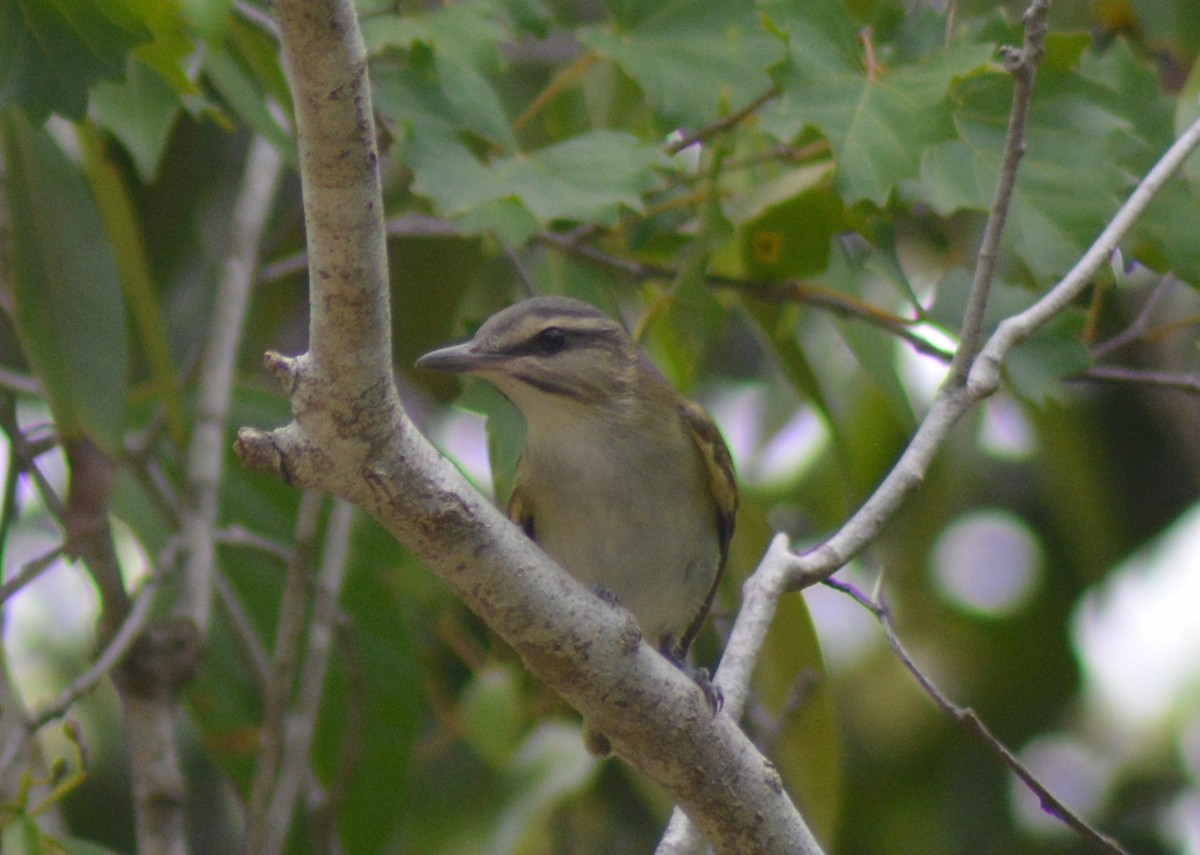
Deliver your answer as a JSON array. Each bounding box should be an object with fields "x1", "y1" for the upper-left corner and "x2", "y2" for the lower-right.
[{"x1": 504, "y1": 323, "x2": 624, "y2": 357}]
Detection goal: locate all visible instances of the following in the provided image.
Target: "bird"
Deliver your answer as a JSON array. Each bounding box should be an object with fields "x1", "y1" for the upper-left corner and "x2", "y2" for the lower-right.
[{"x1": 416, "y1": 295, "x2": 737, "y2": 741}]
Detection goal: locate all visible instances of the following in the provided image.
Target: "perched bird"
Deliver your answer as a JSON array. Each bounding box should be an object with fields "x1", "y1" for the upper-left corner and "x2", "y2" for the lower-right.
[{"x1": 416, "y1": 296, "x2": 737, "y2": 730}]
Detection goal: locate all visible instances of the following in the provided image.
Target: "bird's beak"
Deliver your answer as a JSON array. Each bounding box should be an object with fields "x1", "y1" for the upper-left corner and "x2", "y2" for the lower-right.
[{"x1": 415, "y1": 341, "x2": 499, "y2": 374}]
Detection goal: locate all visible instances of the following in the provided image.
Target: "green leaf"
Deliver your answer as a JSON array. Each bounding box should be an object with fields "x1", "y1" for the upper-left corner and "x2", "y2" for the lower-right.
[
  {"x1": 835, "y1": 317, "x2": 915, "y2": 429},
  {"x1": 762, "y1": 0, "x2": 997, "y2": 205},
  {"x1": 362, "y1": 0, "x2": 506, "y2": 72},
  {"x1": 435, "y1": 50, "x2": 517, "y2": 153},
  {"x1": 454, "y1": 197, "x2": 542, "y2": 246},
  {"x1": 373, "y1": 45, "x2": 515, "y2": 169},
  {"x1": 78, "y1": 121, "x2": 186, "y2": 445},
  {"x1": 0, "y1": 0, "x2": 152, "y2": 120},
  {"x1": 368, "y1": 13, "x2": 516, "y2": 152},
  {"x1": 128, "y1": 0, "x2": 199, "y2": 96},
  {"x1": 492, "y1": 722, "x2": 598, "y2": 855},
  {"x1": 459, "y1": 663, "x2": 528, "y2": 768},
  {"x1": 404, "y1": 127, "x2": 672, "y2": 227},
  {"x1": 724, "y1": 160, "x2": 836, "y2": 224},
  {"x1": 581, "y1": 0, "x2": 781, "y2": 129},
  {"x1": 921, "y1": 35, "x2": 1141, "y2": 281},
  {"x1": 1078, "y1": 36, "x2": 1175, "y2": 164},
  {"x1": 180, "y1": 0, "x2": 232, "y2": 40},
  {"x1": 2, "y1": 111, "x2": 127, "y2": 453},
  {"x1": 1004, "y1": 312, "x2": 1092, "y2": 405},
  {"x1": 54, "y1": 835, "x2": 127, "y2": 855},
  {"x1": 926, "y1": 269, "x2": 1035, "y2": 334},
  {"x1": 461, "y1": 380, "x2": 524, "y2": 504},
  {"x1": 90, "y1": 59, "x2": 181, "y2": 181},
  {"x1": 650, "y1": 168, "x2": 731, "y2": 390},
  {"x1": 1177, "y1": 54, "x2": 1200, "y2": 184},
  {"x1": 1, "y1": 816, "x2": 41, "y2": 855},
  {"x1": 326, "y1": 525, "x2": 425, "y2": 854},
  {"x1": 1126, "y1": 173, "x2": 1200, "y2": 283},
  {"x1": 740, "y1": 299, "x2": 835, "y2": 429},
  {"x1": 204, "y1": 47, "x2": 293, "y2": 157},
  {"x1": 738, "y1": 188, "x2": 843, "y2": 281}
]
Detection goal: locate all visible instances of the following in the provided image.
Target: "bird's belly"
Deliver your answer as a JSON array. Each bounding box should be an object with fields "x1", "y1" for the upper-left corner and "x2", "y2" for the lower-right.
[{"x1": 532, "y1": 474, "x2": 719, "y2": 648}]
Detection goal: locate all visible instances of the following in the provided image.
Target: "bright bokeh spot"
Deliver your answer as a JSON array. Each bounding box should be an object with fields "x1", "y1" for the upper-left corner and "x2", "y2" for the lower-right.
[
  {"x1": 896, "y1": 322, "x2": 956, "y2": 407},
  {"x1": 707, "y1": 385, "x2": 827, "y2": 489},
  {"x1": 1073, "y1": 502, "x2": 1200, "y2": 730},
  {"x1": 3, "y1": 524, "x2": 98, "y2": 706},
  {"x1": 979, "y1": 395, "x2": 1036, "y2": 460},
  {"x1": 1010, "y1": 734, "x2": 1113, "y2": 834},
  {"x1": 1164, "y1": 790, "x2": 1200, "y2": 855},
  {"x1": 931, "y1": 509, "x2": 1042, "y2": 616},
  {"x1": 802, "y1": 563, "x2": 882, "y2": 672},
  {"x1": 429, "y1": 408, "x2": 494, "y2": 495}
]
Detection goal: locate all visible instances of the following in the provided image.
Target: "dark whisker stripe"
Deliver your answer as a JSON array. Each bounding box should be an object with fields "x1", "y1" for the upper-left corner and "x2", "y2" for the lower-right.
[{"x1": 514, "y1": 371, "x2": 593, "y2": 400}]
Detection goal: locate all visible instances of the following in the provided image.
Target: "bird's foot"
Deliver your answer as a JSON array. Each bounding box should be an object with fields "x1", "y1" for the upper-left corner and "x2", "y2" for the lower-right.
[
  {"x1": 689, "y1": 666, "x2": 724, "y2": 716},
  {"x1": 658, "y1": 642, "x2": 723, "y2": 716}
]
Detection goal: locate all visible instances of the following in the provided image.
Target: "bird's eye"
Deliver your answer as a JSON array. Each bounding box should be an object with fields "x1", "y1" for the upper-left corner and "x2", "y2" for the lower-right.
[{"x1": 534, "y1": 327, "x2": 567, "y2": 354}]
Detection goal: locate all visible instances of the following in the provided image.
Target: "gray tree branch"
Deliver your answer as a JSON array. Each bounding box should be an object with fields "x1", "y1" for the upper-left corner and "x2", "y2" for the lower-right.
[{"x1": 235, "y1": 0, "x2": 819, "y2": 850}]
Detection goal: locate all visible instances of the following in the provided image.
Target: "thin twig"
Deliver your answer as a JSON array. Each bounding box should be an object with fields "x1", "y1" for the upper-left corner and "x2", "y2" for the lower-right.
[
  {"x1": 950, "y1": 0, "x2": 1049, "y2": 383},
  {"x1": 258, "y1": 500, "x2": 355, "y2": 855},
  {"x1": 0, "y1": 545, "x2": 64, "y2": 605},
  {"x1": 214, "y1": 571, "x2": 272, "y2": 689},
  {"x1": 0, "y1": 420, "x2": 66, "y2": 523},
  {"x1": 675, "y1": 141, "x2": 831, "y2": 186},
  {"x1": 0, "y1": 367, "x2": 39, "y2": 397},
  {"x1": 33, "y1": 578, "x2": 160, "y2": 731},
  {"x1": 64, "y1": 440, "x2": 131, "y2": 629},
  {"x1": 307, "y1": 616, "x2": 367, "y2": 852},
  {"x1": 180, "y1": 135, "x2": 284, "y2": 635},
  {"x1": 822, "y1": 577, "x2": 1131, "y2": 855},
  {"x1": 245, "y1": 490, "x2": 325, "y2": 855},
  {"x1": 978, "y1": 115, "x2": 1200, "y2": 374},
  {"x1": 505, "y1": 245, "x2": 539, "y2": 298},
  {"x1": 127, "y1": 456, "x2": 186, "y2": 530},
  {"x1": 513, "y1": 52, "x2": 599, "y2": 134},
  {"x1": 666, "y1": 86, "x2": 782, "y2": 154},
  {"x1": 0, "y1": 574, "x2": 160, "y2": 779},
  {"x1": 216, "y1": 525, "x2": 294, "y2": 564},
  {"x1": 1090, "y1": 273, "x2": 1179, "y2": 359},
  {"x1": 1073, "y1": 365, "x2": 1200, "y2": 397},
  {"x1": 859, "y1": 28, "x2": 881, "y2": 83}
]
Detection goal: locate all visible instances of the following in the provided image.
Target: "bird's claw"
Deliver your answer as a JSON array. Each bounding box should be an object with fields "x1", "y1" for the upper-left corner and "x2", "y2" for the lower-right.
[{"x1": 690, "y1": 666, "x2": 723, "y2": 716}]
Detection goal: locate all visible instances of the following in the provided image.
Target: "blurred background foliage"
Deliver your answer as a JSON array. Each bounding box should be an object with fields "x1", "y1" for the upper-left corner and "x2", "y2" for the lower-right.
[{"x1": 2, "y1": 0, "x2": 1200, "y2": 852}]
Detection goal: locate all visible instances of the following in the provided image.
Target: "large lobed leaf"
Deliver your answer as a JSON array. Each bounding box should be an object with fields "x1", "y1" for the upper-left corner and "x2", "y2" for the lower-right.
[
  {"x1": 760, "y1": 0, "x2": 996, "y2": 205},
  {"x1": 0, "y1": 0, "x2": 152, "y2": 120},
  {"x1": 580, "y1": 0, "x2": 782, "y2": 128}
]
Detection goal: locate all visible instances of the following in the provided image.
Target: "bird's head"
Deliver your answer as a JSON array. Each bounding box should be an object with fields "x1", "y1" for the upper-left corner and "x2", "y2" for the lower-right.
[{"x1": 416, "y1": 297, "x2": 644, "y2": 424}]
